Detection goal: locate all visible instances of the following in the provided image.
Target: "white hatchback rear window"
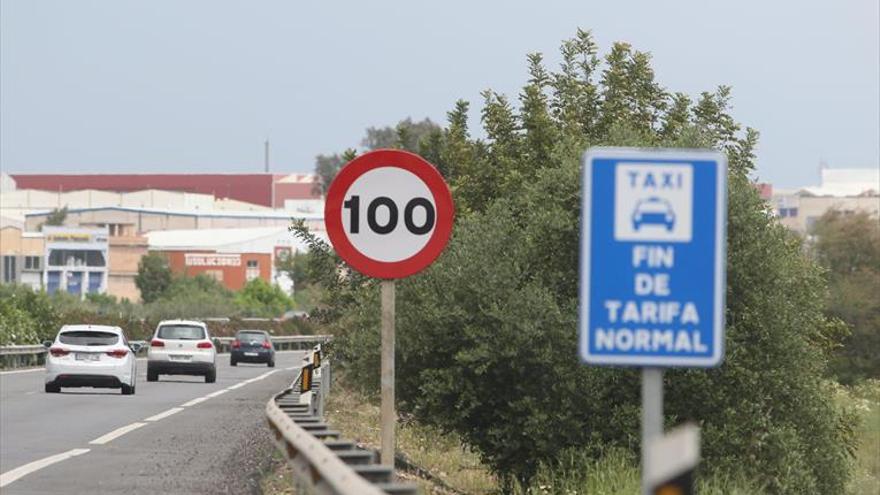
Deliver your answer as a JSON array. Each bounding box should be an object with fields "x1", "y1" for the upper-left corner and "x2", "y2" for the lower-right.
[
  {"x1": 157, "y1": 325, "x2": 206, "y2": 340},
  {"x1": 59, "y1": 331, "x2": 119, "y2": 346}
]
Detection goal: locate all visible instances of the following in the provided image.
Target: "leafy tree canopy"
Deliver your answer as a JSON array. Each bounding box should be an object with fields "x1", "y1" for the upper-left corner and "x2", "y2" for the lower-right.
[
  {"x1": 812, "y1": 210, "x2": 880, "y2": 383},
  {"x1": 44, "y1": 206, "x2": 68, "y2": 227},
  {"x1": 312, "y1": 118, "x2": 440, "y2": 195},
  {"x1": 234, "y1": 278, "x2": 294, "y2": 317},
  {"x1": 135, "y1": 252, "x2": 172, "y2": 303}
]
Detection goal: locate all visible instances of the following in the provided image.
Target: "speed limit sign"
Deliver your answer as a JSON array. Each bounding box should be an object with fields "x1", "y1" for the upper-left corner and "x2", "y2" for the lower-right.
[{"x1": 324, "y1": 149, "x2": 454, "y2": 279}]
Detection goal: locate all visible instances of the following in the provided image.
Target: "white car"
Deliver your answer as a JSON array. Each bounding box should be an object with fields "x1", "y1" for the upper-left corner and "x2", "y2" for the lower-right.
[
  {"x1": 44, "y1": 325, "x2": 140, "y2": 395},
  {"x1": 147, "y1": 320, "x2": 216, "y2": 383}
]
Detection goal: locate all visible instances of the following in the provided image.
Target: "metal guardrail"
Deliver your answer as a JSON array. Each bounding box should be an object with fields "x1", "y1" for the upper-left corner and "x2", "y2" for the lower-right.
[
  {"x1": 0, "y1": 345, "x2": 48, "y2": 369},
  {"x1": 266, "y1": 346, "x2": 418, "y2": 495},
  {"x1": 214, "y1": 335, "x2": 332, "y2": 353},
  {"x1": 0, "y1": 335, "x2": 331, "y2": 370}
]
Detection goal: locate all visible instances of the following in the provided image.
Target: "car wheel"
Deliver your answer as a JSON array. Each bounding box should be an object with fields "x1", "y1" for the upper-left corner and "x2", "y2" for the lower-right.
[
  {"x1": 121, "y1": 383, "x2": 135, "y2": 395},
  {"x1": 147, "y1": 369, "x2": 158, "y2": 382},
  {"x1": 268, "y1": 359, "x2": 275, "y2": 368},
  {"x1": 205, "y1": 368, "x2": 216, "y2": 383},
  {"x1": 230, "y1": 358, "x2": 237, "y2": 367},
  {"x1": 45, "y1": 383, "x2": 60, "y2": 393}
]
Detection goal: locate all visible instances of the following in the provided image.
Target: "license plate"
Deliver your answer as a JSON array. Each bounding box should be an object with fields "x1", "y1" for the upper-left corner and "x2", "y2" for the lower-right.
[
  {"x1": 244, "y1": 352, "x2": 258, "y2": 357},
  {"x1": 75, "y1": 353, "x2": 99, "y2": 361},
  {"x1": 169, "y1": 354, "x2": 192, "y2": 361}
]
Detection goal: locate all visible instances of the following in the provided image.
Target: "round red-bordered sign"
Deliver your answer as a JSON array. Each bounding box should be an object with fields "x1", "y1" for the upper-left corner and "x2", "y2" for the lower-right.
[{"x1": 324, "y1": 149, "x2": 454, "y2": 279}]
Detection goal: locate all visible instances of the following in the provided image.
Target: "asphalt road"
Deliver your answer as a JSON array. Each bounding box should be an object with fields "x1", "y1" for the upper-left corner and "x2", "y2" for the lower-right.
[{"x1": 0, "y1": 351, "x2": 307, "y2": 494}]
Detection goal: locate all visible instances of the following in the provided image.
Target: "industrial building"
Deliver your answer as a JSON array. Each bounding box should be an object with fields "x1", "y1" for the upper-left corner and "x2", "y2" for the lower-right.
[
  {"x1": 24, "y1": 206, "x2": 323, "y2": 235},
  {"x1": 771, "y1": 168, "x2": 880, "y2": 232},
  {"x1": 10, "y1": 172, "x2": 321, "y2": 208},
  {"x1": 146, "y1": 226, "x2": 318, "y2": 293}
]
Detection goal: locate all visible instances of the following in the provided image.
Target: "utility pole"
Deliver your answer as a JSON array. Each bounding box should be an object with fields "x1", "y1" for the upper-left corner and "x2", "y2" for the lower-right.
[{"x1": 264, "y1": 140, "x2": 270, "y2": 173}]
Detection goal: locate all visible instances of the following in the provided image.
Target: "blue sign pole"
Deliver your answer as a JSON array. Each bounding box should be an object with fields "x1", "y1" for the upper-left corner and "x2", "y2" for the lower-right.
[{"x1": 578, "y1": 147, "x2": 727, "y2": 495}]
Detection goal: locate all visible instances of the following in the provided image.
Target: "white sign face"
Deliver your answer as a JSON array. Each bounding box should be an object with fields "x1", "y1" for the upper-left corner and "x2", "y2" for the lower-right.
[
  {"x1": 340, "y1": 166, "x2": 436, "y2": 263},
  {"x1": 614, "y1": 163, "x2": 693, "y2": 242}
]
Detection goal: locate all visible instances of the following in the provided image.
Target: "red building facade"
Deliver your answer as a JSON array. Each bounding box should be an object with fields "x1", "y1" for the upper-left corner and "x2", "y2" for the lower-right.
[{"x1": 159, "y1": 250, "x2": 272, "y2": 290}]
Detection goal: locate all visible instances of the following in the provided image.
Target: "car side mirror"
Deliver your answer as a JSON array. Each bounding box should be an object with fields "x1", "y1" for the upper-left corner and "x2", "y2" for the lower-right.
[
  {"x1": 129, "y1": 343, "x2": 143, "y2": 353},
  {"x1": 42, "y1": 341, "x2": 53, "y2": 348}
]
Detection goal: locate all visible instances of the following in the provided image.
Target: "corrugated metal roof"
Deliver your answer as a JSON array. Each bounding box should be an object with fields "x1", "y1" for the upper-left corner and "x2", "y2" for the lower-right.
[
  {"x1": 24, "y1": 205, "x2": 322, "y2": 220},
  {"x1": 147, "y1": 226, "x2": 290, "y2": 250}
]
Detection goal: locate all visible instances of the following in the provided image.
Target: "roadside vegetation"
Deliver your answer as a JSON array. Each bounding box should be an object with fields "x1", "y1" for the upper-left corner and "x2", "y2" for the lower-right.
[
  {"x1": 292, "y1": 29, "x2": 875, "y2": 493},
  {"x1": 810, "y1": 210, "x2": 880, "y2": 384},
  {"x1": 0, "y1": 251, "x2": 320, "y2": 345},
  {"x1": 261, "y1": 376, "x2": 880, "y2": 494}
]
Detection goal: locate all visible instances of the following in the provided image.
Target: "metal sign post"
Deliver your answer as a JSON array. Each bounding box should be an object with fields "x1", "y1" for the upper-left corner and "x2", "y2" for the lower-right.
[
  {"x1": 380, "y1": 280, "x2": 396, "y2": 465},
  {"x1": 324, "y1": 149, "x2": 455, "y2": 470},
  {"x1": 641, "y1": 368, "x2": 664, "y2": 495}
]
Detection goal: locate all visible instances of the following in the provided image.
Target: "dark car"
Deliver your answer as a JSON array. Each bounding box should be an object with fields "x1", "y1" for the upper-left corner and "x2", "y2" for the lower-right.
[{"x1": 230, "y1": 330, "x2": 275, "y2": 367}]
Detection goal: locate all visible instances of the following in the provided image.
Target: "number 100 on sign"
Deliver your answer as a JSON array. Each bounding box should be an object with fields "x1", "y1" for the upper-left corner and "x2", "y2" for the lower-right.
[{"x1": 325, "y1": 150, "x2": 454, "y2": 280}]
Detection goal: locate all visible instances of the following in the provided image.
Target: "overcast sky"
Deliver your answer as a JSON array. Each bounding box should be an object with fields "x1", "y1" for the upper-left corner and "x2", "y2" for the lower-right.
[{"x1": 1, "y1": 0, "x2": 877, "y2": 187}]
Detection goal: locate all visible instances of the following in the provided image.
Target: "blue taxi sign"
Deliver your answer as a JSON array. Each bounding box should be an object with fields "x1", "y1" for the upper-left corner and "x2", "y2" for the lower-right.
[{"x1": 579, "y1": 148, "x2": 727, "y2": 367}]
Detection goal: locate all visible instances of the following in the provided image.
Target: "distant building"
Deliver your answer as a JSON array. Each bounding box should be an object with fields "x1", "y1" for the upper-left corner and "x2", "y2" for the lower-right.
[
  {"x1": 0, "y1": 224, "x2": 44, "y2": 290},
  {"x1": 0, "y1": 172, "x2": 16, "y2": 193},
  {"x1": 24, "y1": 206, "x2": 323, "y2": 235},
  {"x1": 10, "y1": 172, "x2": 321, "y2": 208},
  {"x1": 771, "y1": 168, "x2": 880, "y2": 233},
  {"x1": 0, "y1": 223, "x2": 147, "y2": 301},
  {"x1": 42, "y1": 227, "x2": 110, "y2": 296},
  {"x1": 146, "y1": 226, "x2": 317, "y2": 293}
]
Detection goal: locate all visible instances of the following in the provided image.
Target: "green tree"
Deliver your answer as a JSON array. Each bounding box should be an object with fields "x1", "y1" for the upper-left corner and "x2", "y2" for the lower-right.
[
  {"x1": 276, "y1": 251, "x2": 312, "y2": 290},
  {"x1": 235, "y1": 278, "x2": 293, "y2": 317},
  {"x1": 362, "y1": 117, "x2": 440, "y2": 152},
  {"x1": 135, "y1": 252, "x2": 172, "y2": 303},
  {"x1": 313, "y1": 148, "x2": 357, "y2": 196},
  {"x1": 313, "y1": 118, "x2": 440, "y2": 194},
  {"x1": 44, "y1": 206, "x2": 68, "y2": 226},
  {"x1": 812, "y1": 210, "x2": 880, "y2": 383},
  {"x1": 0, "y1": 284, "x2": 62, "y2": 344},
  {"x1": 298, "y1": 29, "x2": 855, "y2": 493}
]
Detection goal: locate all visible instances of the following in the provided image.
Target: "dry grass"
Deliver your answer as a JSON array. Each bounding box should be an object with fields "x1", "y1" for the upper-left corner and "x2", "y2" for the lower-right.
[
  {"x1": 325, "y1": 378, "x2": 498, "y2": 494},
  {"x1": 261, "y1": 376, "x2": 498, "y2": 495},
  {"x1": 259, "y1": 449, "x2": 297, "y2": 495}
]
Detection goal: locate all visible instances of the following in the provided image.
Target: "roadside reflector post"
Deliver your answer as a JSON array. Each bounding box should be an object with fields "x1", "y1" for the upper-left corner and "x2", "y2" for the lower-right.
[
  {"x1": 300, "y1": 364, "x2": 313, "y2": 394},
  {"x1": 380, "y1": 280, "x2": 396, "y2": 466},
  {"x1": 646, "y1": 423, "x2": 700, "y2": 495}
]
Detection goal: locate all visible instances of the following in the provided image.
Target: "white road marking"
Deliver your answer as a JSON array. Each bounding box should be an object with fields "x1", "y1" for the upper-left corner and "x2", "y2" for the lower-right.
[
  {"x1": 247, "y1": 370, "x2": 279, "y2": 382},
  {"x1": 144, "y1": 407, "x2": 183, "y2": 422},
  {"x1": 181, "y1": 396, "x2": 208, "y2": 407},
  {"x1": 89, "y1": 422, "x2": 147, "y2": 445},
  {"x1": 206, "y1": 389, "x2": 228, "y2": 398},
  {"x1": 226, "y1": 382, "x2": 247, "y2": 390},
  {"x1": 0, "y1": 448, "x2": 91, "y2": 488}
]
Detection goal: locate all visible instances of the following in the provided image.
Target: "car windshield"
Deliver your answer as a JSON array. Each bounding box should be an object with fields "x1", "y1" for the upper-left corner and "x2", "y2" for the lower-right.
[
  {"x1": 157, "y1": 325, "x2": 206, "y2": 340},
  {"x1": 59, "y1": 331, "x2": 119, "y2": 346},
  {"x1": 237, "y1": 332, "x2": 267, "y2": 342}
]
